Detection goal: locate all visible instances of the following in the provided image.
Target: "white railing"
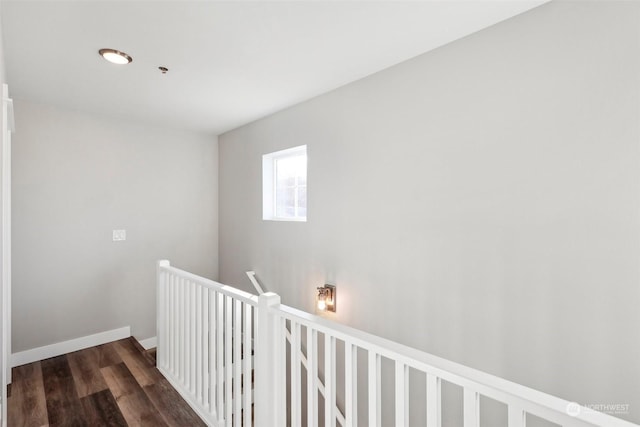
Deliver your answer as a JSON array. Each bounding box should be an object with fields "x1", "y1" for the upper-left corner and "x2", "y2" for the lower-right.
[
  {"x1": 260, "y1": 303, "x2": 638, "y2": 427},
  {"x1": 247, "y1": 271, "x2": 347, "y2": 426},
  {"x1": 157, "y1": 261, "x2": 257, "y2": 427},
  {"x1": 158, "y1": 262, "x2": 639, "y2": 427}
]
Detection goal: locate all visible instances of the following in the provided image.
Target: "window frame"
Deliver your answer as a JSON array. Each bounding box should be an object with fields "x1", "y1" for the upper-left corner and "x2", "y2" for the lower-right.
[{"x1": 262, "y1": 145, "x2": 307, "y2": 222}]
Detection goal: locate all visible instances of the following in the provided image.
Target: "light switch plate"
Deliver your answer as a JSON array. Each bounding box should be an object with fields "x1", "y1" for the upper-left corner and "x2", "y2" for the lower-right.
[{"x1": 112, "y1": 229, "x2": 126, "y2": 241}]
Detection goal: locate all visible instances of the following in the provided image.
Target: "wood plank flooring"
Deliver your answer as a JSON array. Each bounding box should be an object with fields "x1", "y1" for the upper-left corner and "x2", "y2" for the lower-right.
[{"x1": 8, "y1": 338, "x2": 206, "y2": 427}]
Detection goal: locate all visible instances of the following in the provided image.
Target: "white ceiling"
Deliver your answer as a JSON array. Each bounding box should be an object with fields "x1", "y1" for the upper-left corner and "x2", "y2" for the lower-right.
[{"x1": 2, "y1": 1, "x2": 547, "y2": 136}]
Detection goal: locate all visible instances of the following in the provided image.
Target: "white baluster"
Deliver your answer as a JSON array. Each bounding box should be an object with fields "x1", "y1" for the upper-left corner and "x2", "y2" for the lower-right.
[
  {"x1": 426, "y1": 373, "x2": 441, "y2": 427},
  {"x1": 217, "y1": 292, "x2": 224, "y2": 422},
  {"x1": 170, "y1": 273, "x2": 176, "y2": 375},
  {"x1": 190, "y1": 281, "x2": 197, "y2": 394},
  {"x1": 307, "y1": 328, "x2": 318, "y2": 427},
  {"x1": 345, "y1": 343, "x2": 358, "y2": 427},
  {"x1": 243, "y1": 304, "x2": 252, "y2": 427},
  {"x1": 325, "y1": 334, "x2": 336, "y2": 427},
  {"x1": 225, "y1": 296, "x2": 233, "y2": 426},
  {"x1": 173, "y1": 274, "x2": 178, "y2": 376},
  {"x1": 368, "y1": 351, "x2": 381, "y2": 427},
  {"x1": 234, "y1": 300, "x2": 242, "y2": 427},
  {"x1": 204, "y1": 288, "x2": 210, "y2": 407},
  {"x1": 291, "y1": 321, "x2": 301, "y2": 427},
  {"x1": 395, "y1": 361, "x2": 409, "y2": 427},
  {"x1": 208, "y1": 290, "x2": 217, "y2": 417},
  {"x1": 196, "y1": 285, "x2": 203, "y2": 403},
  {"x1": 156, "y1": 262, "x2": 165, "y2": 368},
  {"x1": 463, "y1": 389, "x2": 480, "y2": 427},
  {"x1": 508, "y1": 405, "x2": 526, "y2": 427},
  {"x1": 278, "y1": 316, "x2": 287, "y2": 426},
  {"x1": 166, "y1": 271, "x2": 172, "y2": 372},
  {"x1": 201, "y1": 288, "x2": 209, "y2": 413},
  {"x1": 185, "y1": 278, "x2": 190, "y2": 387},
  {"x1": 185, "y1": 279, "x2": 190, "y2": 389},
  {"x1": 180, "y1": 278, "x2": 186, "y2": 385}
]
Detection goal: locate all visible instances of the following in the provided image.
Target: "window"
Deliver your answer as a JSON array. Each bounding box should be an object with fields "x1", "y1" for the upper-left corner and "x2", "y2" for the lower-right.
[{"x1": 263, "y1": 145, "x2": 307, "y2": 221}]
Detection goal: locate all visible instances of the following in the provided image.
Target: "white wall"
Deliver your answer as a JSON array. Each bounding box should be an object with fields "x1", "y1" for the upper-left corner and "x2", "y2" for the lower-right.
[
  {"x1": 219, "y1": 1, "x2": 640, "y2": 424},
  {"x1": 12, "y1": 100, "x2": 218, "y2": 352}
]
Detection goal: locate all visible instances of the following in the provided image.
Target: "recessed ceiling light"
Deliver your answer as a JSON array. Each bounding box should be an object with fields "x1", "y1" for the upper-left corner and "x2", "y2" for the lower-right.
[{"x1": 99, "y1": 48, "x2": 132, "y2": 65}]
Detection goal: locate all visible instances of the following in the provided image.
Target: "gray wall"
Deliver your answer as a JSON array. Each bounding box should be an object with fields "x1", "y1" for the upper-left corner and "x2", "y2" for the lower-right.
[
  {"x1": 219, "y1": 1, "x2": 640, "y2": 424},
  {"x1": 0, "y1": 5, "x2": 5, "y2": 89},
  {"x1": 0, "y1": 1, "x2": 7, "y2": 386},
  {"x1": 12, "y1": 100, "x2": 218, "y2": 352}
]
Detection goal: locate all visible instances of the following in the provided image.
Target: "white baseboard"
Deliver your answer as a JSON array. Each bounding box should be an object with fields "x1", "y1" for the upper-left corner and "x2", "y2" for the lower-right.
[
  {"x1": 138, "y1": 336, "x2": 157, "y2": 350},
  {"x1": 11, "y1": 326, "x2": 131, "y2": 368}
]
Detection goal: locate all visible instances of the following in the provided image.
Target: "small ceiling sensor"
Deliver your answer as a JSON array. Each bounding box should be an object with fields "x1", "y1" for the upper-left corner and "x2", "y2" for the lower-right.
[
  {"x1": 159, "y1": 66, "x2": 169, "y2": 74},
  {"x1": 99, "y1": 49, "x2": 132, "y2": 65}
]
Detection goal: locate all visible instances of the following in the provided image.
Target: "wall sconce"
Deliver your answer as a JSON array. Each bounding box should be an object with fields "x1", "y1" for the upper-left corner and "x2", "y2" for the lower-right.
[{"x1": 317, "y1": 284, "x2": 336, "y2": 312}]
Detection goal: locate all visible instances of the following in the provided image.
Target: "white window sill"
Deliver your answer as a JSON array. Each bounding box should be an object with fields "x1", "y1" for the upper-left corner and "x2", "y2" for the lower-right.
[{"x1": 263, "y1": 217, "x2": 307, "y2": 222}]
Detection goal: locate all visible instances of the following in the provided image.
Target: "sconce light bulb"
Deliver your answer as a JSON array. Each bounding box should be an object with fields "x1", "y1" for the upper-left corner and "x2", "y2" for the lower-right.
[{"x1": 317, "y1": 299, "x2": 326, "y2": 311}]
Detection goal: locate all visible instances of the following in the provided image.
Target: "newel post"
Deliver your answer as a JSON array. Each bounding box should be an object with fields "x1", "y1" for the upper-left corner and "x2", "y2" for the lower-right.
[
  {"x1": 256, "y1": 292, "x2": 282, "y2": 426},
  {"x1": 156, "y1": 260, "x2": 170, "y2": 369}
]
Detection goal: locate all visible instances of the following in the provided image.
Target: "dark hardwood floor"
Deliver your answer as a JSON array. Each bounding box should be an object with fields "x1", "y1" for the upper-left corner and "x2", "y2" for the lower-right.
[{"x1": 8, "y1": 337, "x2": 206, "y2": 427}]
